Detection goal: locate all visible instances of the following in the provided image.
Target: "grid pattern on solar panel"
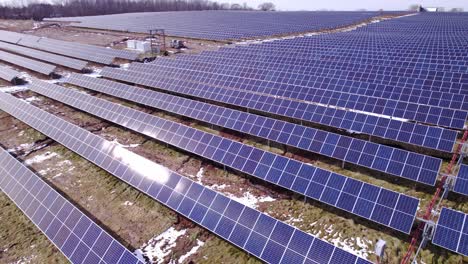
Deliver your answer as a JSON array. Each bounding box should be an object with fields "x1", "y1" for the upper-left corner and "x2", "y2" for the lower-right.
[
  {"x1": 453, "y1": 165, "x2": 468, "y2": 196},
  {"x1": 128, "y1": 62, "x2": 467, "y2": 129},
  {"x1": 66, "y1": 73, "x2": 442, "y2": 186},
  {"x1": 0, "y1": 90, "x2": 373, "y2": 264},
  {"x1": 0, "y1": 41, "x2": 88, "y2": 71},
  {"x1": 46, "y1": 11, "x2": 385, "y2": 40},
  {"x1": 30, "y1": 80, "x2": 421, "y2": 234},
  {"x1": 0, "y1": 148, "x2": 142, "y2": 264},
  {"x1": 432, "y1": 207, "x2": 468, "y2": 256},
  {"x1": 0, "y1": 65, "x2": 21, "y2": 82},
  {"x1": 151, "y1": 54, "x2": 468, "y2": 111},
  {"x1": 99, "y1": 67, "x2": 458, "y2": 153},
  {"x1": 213, "y1": 45, "x2": 468, "y2": 77},
  {"x1": 0, "y1": 50, "x2": 56, "y2": 75}
]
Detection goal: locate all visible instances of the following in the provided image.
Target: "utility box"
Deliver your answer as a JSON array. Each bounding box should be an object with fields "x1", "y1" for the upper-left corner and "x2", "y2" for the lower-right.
[
  {"x1": 127, "y1": 40, "x2": 152, "y2": 53},
  {"x1": 135, "y1": 41, "x2": 152, "y2": 53},
  {"x1": 126, "y1": 40, "x2": 136, "y2": 49}
]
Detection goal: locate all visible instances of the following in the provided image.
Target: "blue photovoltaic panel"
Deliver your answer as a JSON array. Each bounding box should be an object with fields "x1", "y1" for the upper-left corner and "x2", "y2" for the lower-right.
[
  {"x1": 30, "y1": 80, "x2": 420, "y2": 234},
  {"x1": 0, "y1": 147, "x2": 142, "y2": 264},
  {"x1": 66, "y1": 73, "x2": 442, "y2": 186},
  {"x1": 46, "y1": 11, "x2": 385, "y2": 41},
  {"x1": 128, "y1": 62, "x2": 467, "y2": 129},
  {"x1": 453, "y1": 165, "x2": 468, "y2": 196},
  {"x1": 432, "y1": 207, "x2": 468, "y2": 256},
  {"x1": 99, "y1": 67, "x2": 458, "y2": 153},
  {"x1": 0, "y1": 90, "x2": 373, "y2": 264}
]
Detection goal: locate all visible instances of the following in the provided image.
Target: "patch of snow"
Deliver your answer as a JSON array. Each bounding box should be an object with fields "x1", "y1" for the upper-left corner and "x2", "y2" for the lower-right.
[
  {"x1": 109, "y1": 139, "x2": 141, "y2": 148},
  {"x1": 210, "y1": 183, "x2": 226, "y2": 190},
  {"x1": 22, "y1": 96, "x2": 42, "y2": 104},
  {"x1": 7, "y1": 142, "x2": 34, "y2": 153},
  {"x1": 123, "y1": 201, "x2": 134, "y2": 206},
  {"x1": 135, "y1": 227, "x2": 187, "y2": 264},
  {"x1": 225, "y1": 191, "x2": 275, "y2": 209},
  {"x1": 25, "y1": 151, "x2": 58, "y2": 165},
  {"x1": 178, "y1": 239, "x2": 204, "y2": 263},
  {"x1": 0, "y1": 85, "x2": 30, "y2": 93}
]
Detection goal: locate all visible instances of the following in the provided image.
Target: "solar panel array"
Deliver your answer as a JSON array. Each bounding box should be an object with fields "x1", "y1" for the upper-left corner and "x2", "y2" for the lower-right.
[
  {"x1": 0, "y1": 65, "x2": 21, "y2": 82},
  {"x1": 47, "y1": 11, "x2": 387, "y2": 41},
  {"x1": 0, "y1": 30, "x2": 139, "y2": 64},
  {"x1": 0, "y1": 50, "x2": 56, "y2": 75},
  {"x1": 0, "y1": 41, "x2": 88, "y2": 71},
  {"x1": 432, "y1": 207, "x2": 468, "y2": 256},
  {"x1": 31, "y1": 80, "x2": 421, "y2": 234},
  {"x1": 0, "y1": 147, "x2": 142, "y2": 264},
  {"x1": 100, "y1": 66, "x2": 458, "y2": 153},
  {"x1": 0, "y1": 90, "x2": 373, "y2": 264},
  {"x1": 66, "y1": 73, "x2": 442, "y2": 186},
  {"x1": 453, "y1": 165, "x2": 468, "y2": 196}
]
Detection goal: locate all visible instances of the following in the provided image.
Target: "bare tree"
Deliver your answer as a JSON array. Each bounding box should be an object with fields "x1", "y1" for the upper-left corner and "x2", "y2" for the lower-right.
[
  {"x1": 258, "y1": 2, "x2": 275, "y2": 11},
  {"x1": 0, "y1": 0, "x2": 255, "y2": 20}
]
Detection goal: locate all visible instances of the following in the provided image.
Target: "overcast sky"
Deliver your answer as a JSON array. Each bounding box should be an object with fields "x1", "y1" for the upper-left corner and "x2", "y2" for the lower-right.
[{"x1": 234, "y1": 0, "x2": 467, "y2": 11}]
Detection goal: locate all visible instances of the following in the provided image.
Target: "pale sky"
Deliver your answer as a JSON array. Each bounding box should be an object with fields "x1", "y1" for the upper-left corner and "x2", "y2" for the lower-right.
[{"x1": 233, "y1": 0, "x2": 467, "y2": 11}]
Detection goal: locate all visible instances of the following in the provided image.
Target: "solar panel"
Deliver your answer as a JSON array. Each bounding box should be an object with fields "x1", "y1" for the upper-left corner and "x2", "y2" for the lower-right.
[
  {"x1": 29, "y1": 80, "x2": 421, "y2": 233},
  {"x1": 0, "y1": 90, "x2": 373, "y2": 264},
  {"x1": 0, "y1": 50, "x2": 56, "y2": 75},
  {"x1": 66, "y1": 73, "x2": 442, "y2": 186},
  {"x1": 432, "y1": 207, "x2": 468, "y2": 256},
  {"x1": 100, "y1": 67, "x2": 458, "y2": 153},
  {"x1": 0, "y1": 41, "x2": 88, "y2": 71},
  {"x1": 0, "y1": 147, "x2": 142, "y2": 264},
  {"x1": 0, "y1": 65, "x2": 21, "y2": 82},
  {"x1": 128, "y1": 62, "x2": 467, "y2": 129},
  {"x1": 151, "y1": 55, "x2": 468, "y2": 111},
  {"x1": 453, "y1": 165, "x2": 468, "y2": 196},
  {"x1": 0, "y1": 30, "x2": 138, "y2": 64},
  {"x1": 45, "y1": 11, "x2": 383, "y2": 41}
]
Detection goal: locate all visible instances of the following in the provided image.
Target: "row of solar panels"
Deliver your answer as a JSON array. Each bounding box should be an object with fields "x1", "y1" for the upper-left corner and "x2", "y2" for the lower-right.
[
  {"x1": 30, "y1": 79, "x2": 421, "y2": 234},
  {"x1": 0, "y1": 30, "x2": 138, "y2": 65},
  {"x1": 0, "y1": 91, "x2": 372, "y2": 264},
  {"x1": 135, "y1": 60, "x2": 467, "y2": 129},
  {"x1": 0, "y1": 147, "x2": 143, "y2": 264},
  {"x1": 99, "y1": 66, "x2": 458, "y2": 153},
  {"x1": 65, "y1": 73, "x2": 442, "y2": 186},
  {"x1": 158, "y1": 51, "x2": 468, "y2": 109},
  {"x1": 46, "y1": 11, "x2": 386, "y2": 41}
]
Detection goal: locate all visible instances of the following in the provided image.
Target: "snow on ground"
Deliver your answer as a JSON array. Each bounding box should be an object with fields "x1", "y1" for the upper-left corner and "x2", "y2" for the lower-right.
[
  {"x1": 25, "y1": 151, "x2": 58, "y2": 165},
  {"x1": 109, "y1": 139, "x2": 141, "y2": 148},
  {"x1": 318, "y1": 223, "x2": 371, "y2": 259},
  {"x1": 22, "y1": 96, "x2": 42, "y2": 104},
  {"x1": 0, "y1": 85, "x2": 29, "y2": 93},
  {"x1": 123, "y1": 201, "x2": 134, "y2": 206},
  {"x1": 178, "y1": 239, "x2": 204, "y2": 263},
  {"x1": 135, "y1": 227, "x2": 187, "y2": 264},
  {"x1": 7, "y1": 143, "x2": 34, "y2": 153},
  {"x1": 225, "y1": 190, "x2": 275, "y2": 209}
]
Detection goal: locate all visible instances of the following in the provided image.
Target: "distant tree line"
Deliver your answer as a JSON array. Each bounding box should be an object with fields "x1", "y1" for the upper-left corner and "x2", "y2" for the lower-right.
[{"x1": 0, "y1": 0, "x2": 264, "y2": 20}]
